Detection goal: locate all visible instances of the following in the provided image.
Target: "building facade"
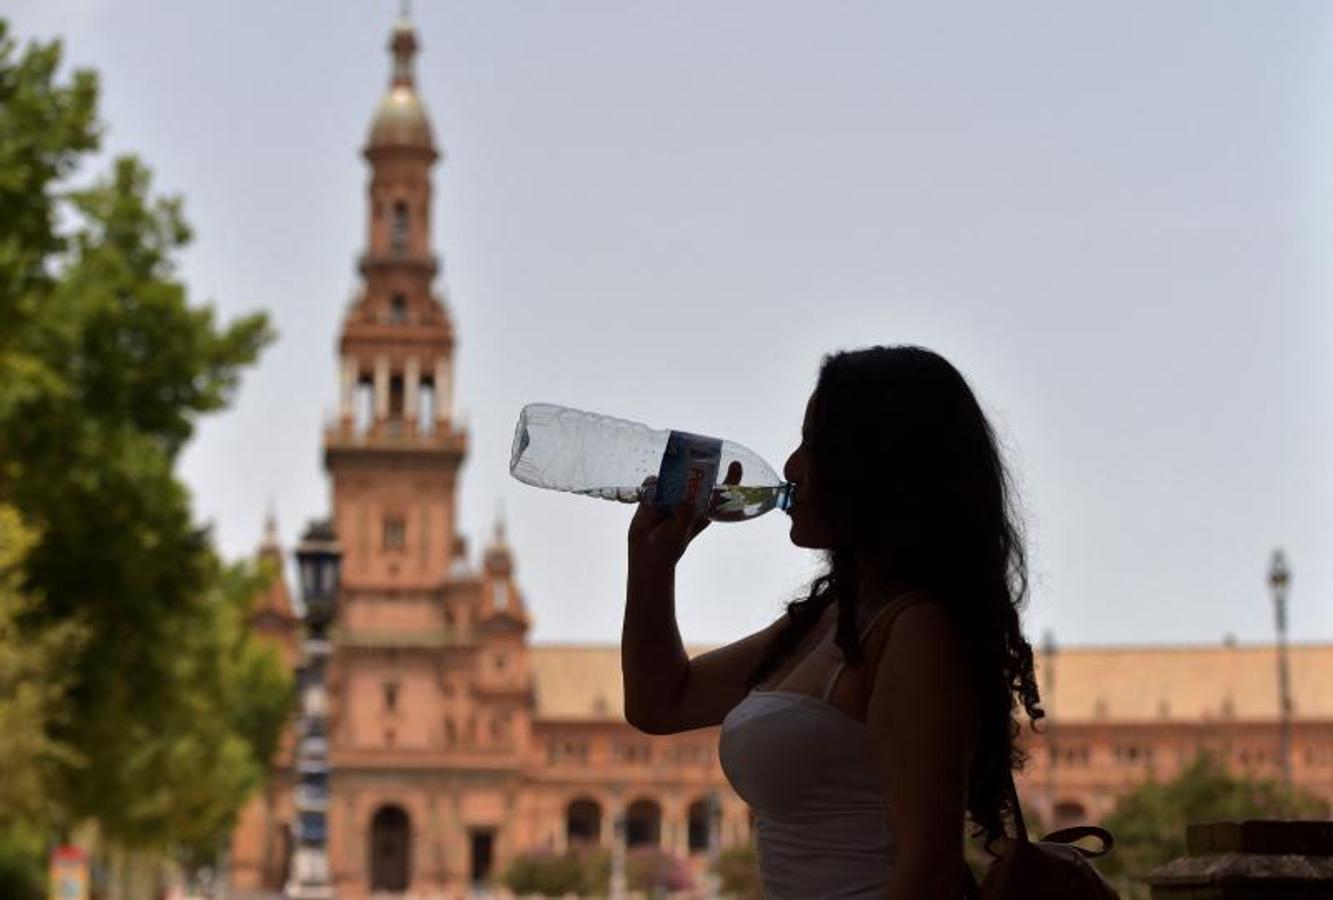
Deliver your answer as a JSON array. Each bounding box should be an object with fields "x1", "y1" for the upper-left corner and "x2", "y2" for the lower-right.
[{"x1": 228, "y1": 13, "x2": 1333, "y2": 899}]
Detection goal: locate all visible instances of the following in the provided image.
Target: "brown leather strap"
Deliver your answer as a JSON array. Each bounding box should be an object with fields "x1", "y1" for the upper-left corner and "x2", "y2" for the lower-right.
[{"x1": 1038, "y1": 825, "x2": 1115, "y2": 858}]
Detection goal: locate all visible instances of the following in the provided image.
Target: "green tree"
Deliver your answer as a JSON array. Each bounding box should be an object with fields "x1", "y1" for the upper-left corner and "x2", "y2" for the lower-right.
[
  {"x1": 0, "y1": 506, "x2": 85, "y2": 830},
  {"x1": 0, "y1": 505, "x2": 86, "y2": 899},
  {"x1": 1100, "y1": 752, "x2": 1328, "y2": 897},
  {"x1": 503, "y1": 846, "x2": 610, "y2": 897},
  {"x1": 0, "y1": 16, "x2": 289, "y2": 867},
  {"x1": 714, "y1": 842, "x2": 761, "y2": 899},
  {"x1": 0, "y1": 19, "x2": 97, "y2": 422}
]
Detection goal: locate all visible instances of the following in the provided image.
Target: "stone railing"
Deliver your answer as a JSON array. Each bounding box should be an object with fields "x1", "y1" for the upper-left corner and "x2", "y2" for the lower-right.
[{"x1": 1147, "y1": 820, "x2": 1333, "y2": 898}]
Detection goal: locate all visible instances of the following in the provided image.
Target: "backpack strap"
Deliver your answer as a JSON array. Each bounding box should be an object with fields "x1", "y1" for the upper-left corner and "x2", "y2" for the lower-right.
[{"x1": 1038, "y1": 825, "x2": 1115, "y2": 858}]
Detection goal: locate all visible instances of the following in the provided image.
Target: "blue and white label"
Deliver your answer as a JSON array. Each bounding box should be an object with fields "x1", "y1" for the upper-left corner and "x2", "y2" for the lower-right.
[{"x1": 654, "y1": 430, "x2": 722, "y2": 517}]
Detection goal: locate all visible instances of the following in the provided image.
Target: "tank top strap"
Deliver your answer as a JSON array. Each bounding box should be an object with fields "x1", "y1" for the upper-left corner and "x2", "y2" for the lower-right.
[{"x1": 820, "y1": 593, "x2": 928, "y2": 702}]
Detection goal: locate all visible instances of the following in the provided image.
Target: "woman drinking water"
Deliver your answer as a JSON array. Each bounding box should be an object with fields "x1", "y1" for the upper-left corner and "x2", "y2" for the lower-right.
[{"x1": 621, "y1": 345, "x2": 1044, "y2": 899}]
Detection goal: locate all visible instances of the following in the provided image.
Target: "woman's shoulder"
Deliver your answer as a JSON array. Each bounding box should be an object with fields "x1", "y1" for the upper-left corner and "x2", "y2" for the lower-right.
[
  {"x1": 857, "y1": 587, "x2": 937, "y2": 632},
  {"x1": 858, "y1": 590, "x2": 960, "y2": 667}
]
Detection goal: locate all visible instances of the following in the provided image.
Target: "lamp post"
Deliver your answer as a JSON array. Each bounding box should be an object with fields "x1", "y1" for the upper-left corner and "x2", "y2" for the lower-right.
[
  {"x1": 1268, "y1": 549, "x2": 1293, "y2": 795},
  {"x1": 1041, "y1": 630, "x2": 1057, "y2": 829},
  {"x1": 287, "y1": 520, "x2": 342, "y2": 899}
]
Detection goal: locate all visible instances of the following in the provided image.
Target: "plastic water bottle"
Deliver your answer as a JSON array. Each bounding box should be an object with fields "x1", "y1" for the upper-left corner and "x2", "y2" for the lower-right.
[{"x1": 509, "y1": 403, "x2": 793, "y2": 522}]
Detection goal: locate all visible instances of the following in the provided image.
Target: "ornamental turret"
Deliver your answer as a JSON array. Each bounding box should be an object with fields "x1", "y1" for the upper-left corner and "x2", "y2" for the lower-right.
[
  {"x1": 326, "y1": 7, "x2": 464, "y2": 592},
  {"x1": 365, "y1": 11, "x2": 437, "y2": 157}
]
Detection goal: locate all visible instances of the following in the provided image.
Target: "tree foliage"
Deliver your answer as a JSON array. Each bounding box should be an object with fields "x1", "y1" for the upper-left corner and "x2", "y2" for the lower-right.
[
  {"x1": 1099, "y1": 752, "x2": 1329, "y2": 890},
  {"x1": 0, "y1": 16, "x2": 289, "y2": 861},
  {"x1": 503, "y1": 847, "x2": 605, "y2": 896},
  {"x1": 713, "y1": 842, "x2": 761, "y2": 899},
  {"x1": 0, "y1": 506, "x2": 86, "y2": 830}
]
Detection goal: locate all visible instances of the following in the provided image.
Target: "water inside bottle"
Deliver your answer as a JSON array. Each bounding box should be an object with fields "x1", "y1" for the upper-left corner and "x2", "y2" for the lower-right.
[
  {"x1": 709, "y1": 483, "x2": 794, "y2": 522},
  {"x1": 579, "y1": 482, "x2": 792, "y2": 521}
]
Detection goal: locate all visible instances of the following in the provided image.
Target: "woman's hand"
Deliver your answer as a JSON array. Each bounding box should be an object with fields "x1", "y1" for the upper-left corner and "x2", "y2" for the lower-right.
[{"x1": 628, "y1": 461, "x2": 742, "y2": 576}]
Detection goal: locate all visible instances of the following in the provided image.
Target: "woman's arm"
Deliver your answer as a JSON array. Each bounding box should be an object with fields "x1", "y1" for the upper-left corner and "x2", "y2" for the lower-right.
[
  {"x1": 622, "y1": 465, "x2": 775, "y2": 734},
  {"x1": 865, "y1": 600, "x2": 975, "y2": 900}
]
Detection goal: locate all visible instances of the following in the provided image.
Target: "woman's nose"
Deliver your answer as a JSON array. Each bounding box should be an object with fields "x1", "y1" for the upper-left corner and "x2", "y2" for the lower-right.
[{"x1": 783, "y1": 450, "x2": 800, "y2": 483}]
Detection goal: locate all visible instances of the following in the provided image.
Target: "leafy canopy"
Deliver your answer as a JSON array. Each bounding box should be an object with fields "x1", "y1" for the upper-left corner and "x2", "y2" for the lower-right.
[
  {"x1": 1099, "y1": 751, "x2": 1329, "y2": 886},
  {"x1": 0, "y1": 17, "x2": 290, "y2": 857}
]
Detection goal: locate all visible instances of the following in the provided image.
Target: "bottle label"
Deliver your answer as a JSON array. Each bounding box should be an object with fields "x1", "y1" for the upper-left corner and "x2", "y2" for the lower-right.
[{"x1": 655, "y1": 431, "x2": 722, "y2": 518}]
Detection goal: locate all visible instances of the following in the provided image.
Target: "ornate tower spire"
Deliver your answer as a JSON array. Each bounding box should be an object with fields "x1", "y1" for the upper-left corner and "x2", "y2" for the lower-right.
[
  {"x1": 390, "y1": 6, "x2": 418, "y2": 88},
  {"x1": 259, "y1": 502, "x2": 280, "y2": 554},
  {"x1": 327, "y1": 11, "x2": 464, "y2": 592},
  {"x1": 485, "y1": 502, "x2": 513, "y2": 576},
  {"x1": 366, "y1": 6, "x2": 435, "y2": 156}
]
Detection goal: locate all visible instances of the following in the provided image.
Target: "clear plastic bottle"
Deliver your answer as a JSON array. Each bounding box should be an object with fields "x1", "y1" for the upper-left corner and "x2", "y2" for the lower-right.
[{"x1": 509, "y1": 403, "x2": 793, "y2": 522}]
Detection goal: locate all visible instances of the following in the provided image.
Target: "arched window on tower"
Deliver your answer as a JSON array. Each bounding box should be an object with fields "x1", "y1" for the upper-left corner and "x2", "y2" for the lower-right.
[
  {"x1": 391, "y1": 201, "x2": 409, "y2": 253},
  {"x1": 389, "y1": 375, "x2": 405, "y2": 421},
  {"x1": 389, "y1": 293, "x2": 407, "y2": 323}
]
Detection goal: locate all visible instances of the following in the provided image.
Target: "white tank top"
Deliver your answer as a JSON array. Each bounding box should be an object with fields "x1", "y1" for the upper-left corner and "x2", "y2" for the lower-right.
[{"x1": 718, "y1": 598, "x2": 918, "y2": 899}]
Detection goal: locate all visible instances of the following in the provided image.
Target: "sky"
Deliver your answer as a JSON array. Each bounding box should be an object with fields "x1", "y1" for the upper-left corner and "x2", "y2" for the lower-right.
[{"x1": 8, "y1": 1, "x2": 1332, "y2": 648}]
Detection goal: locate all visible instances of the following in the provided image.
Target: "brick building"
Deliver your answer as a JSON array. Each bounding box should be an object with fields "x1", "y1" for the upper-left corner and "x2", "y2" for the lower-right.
[{"x1": 227, "y1": 12, "x2": 1333, "y2": 898}]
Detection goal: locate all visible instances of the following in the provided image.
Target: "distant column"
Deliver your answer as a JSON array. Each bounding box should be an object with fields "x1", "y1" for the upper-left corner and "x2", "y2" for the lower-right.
[
  {"x1": 404, "y1": 356, "x2": 421, "y2": 429},
  {"x1": 374, "y1": 355, "x2": 390, "y2": 422},
  {"x1": 339, "y1": 356, "x2": 357, "y2": 424},
  {"x1": 553, "y1": 798, "x2": 568, "y2": 854},
  {"x1": 667, "y1": 801, "x2": 687, "y2": 857}
]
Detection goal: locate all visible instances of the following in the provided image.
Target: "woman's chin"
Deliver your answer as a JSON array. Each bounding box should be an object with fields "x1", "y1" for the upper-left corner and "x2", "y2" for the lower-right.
[{"x1": 786, "y1": 517, "x2": 826, "y2": 550}]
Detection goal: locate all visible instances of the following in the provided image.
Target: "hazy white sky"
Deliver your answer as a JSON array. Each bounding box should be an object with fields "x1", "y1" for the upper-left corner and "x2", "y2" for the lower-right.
[{"x1": 10, "y1": 1, "x2": 1332, "y2": 647}]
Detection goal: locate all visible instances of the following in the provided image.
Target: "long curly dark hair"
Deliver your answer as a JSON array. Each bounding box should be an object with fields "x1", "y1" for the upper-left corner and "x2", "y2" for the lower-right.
[{"x1": 745, "y1": 345, "x2": 1043, "y2": 848}]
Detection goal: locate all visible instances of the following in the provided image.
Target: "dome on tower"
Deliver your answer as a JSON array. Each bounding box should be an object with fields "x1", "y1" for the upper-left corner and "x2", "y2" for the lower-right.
[
  {"x1": 368, "y1": 87, "x2": 434, "y2": 150},
  {"x1": 365, "y1": 14, "x2": 436, "y2": 154}
]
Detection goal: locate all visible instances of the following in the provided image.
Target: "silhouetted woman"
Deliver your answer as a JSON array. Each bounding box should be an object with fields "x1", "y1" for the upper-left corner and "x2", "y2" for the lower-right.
[{"x1": 622, "y1": 345, "x2": 1043, "y2": 899}]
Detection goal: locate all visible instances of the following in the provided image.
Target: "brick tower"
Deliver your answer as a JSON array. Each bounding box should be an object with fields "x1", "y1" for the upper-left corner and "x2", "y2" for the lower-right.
[
  {"x1": 229, "y1": 12, "x2": 757, "y2": 899},
  {"x1": 320, "y1": 9, "x2": 535, "y2": 896}
]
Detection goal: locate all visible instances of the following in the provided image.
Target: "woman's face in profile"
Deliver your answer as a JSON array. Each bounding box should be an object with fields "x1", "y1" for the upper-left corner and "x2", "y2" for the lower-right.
[{"x1": 783, "y1": 393, "x2": 835, "y2": 549}]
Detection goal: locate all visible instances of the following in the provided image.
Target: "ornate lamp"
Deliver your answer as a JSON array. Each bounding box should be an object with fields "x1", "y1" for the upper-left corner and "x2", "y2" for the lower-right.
[
  {"x1": 287, "y1": 520, "x2": 342, "y2": 899},
  {"x1": 1268, "y1": 549, "x2": 1293, "y2": 793},
  {"x1": 296, "y1": 519, "x2": 342, "y2": 631}
]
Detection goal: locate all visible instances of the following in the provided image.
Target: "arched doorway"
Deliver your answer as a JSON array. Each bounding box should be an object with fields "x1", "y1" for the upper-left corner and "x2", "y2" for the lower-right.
[
  {"x1": 687, "y1": 799, "x2": 712, "y2": 855},
  {"x1": 264, "y1": 822, "x2": 292, "y2": 891},
  {"x1": 566, "y1": 797, "x2": 602, "y2": 847},
  {"x1": 370, "y1": 805, "x2": 411, "y2": 892},
  {"x1": 625, "y1": 798, "x2": 661, "y2": 848},
  {"x1": 1053, "y1": 800, "x2": 1087, "y2": 829}
]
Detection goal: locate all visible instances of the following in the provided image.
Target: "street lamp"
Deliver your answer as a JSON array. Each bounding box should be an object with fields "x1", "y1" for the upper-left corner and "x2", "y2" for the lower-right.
[
  {"x1": 297, "y1": 519, "x2": 342, "y2": 634},
  {"x1": 1041, "y1": 630, "x2": 1057, "y2": 828},
  {"x1": 287, "y1": 520, "x2": 342, "y2": 899},
  {"x1": 1268, "y1": 548, "x2": 1293, "y2": 795}
]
